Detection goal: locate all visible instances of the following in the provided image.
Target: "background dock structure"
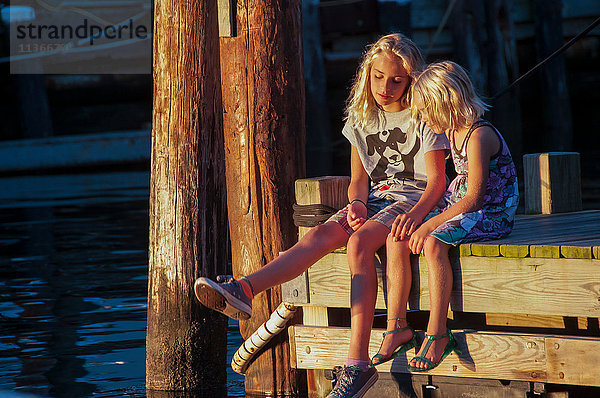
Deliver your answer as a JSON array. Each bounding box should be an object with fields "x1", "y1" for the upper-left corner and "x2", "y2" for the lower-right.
[
  {"x1": 0, "y1": 0, "x2": 598, "y2": 396},
  {"x1": 283, "y1": 175, "x2": 600, "y2": 397}
]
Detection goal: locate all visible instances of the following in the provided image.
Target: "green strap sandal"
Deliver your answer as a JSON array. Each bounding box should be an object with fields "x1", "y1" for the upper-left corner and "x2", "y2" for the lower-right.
[
  {"x1": 370, "y1": 318, "x2": 417, "y2": 367},
  {"x1": 408, "y1": 329, "x2": 456, "y2": 373}
]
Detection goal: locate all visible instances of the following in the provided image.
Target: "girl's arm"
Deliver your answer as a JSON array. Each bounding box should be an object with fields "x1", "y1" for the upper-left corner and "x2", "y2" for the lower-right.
[
  {"x1": 347, "y1": 145, "x2": 370, "y2": 231},
  {"x1": 408, "y1": 126, "x2": 500, "y2": 253},
  {"x1": 390, "y1": 149, "x2": 447, "y2": 240}
]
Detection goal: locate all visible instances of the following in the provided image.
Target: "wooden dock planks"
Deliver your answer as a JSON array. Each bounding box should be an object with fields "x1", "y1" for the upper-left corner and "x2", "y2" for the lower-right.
[
  {"x1": 456, "y1": 210, "x2": 600, "y2": 259},
  {"x1": 281, "y1": 208, "x2": 600, "y2": 393},
  {"x1": 289, "y1": 326, "x2": 600, "y2": 387},
  {"x1": 301, "y1": 252, "x2": 600, "y2": 318}
]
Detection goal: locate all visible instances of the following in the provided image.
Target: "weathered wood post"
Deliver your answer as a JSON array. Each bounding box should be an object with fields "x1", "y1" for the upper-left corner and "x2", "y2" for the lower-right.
[
  {"x1": 450, "y1": 0, "x2": 487, "y2": 92},
  {"x1": 293, "y1": 177, "x2": 350, "y2": 397},
  {"x1": 219, "y1": 0, "x2": 305, "y2": 395},
  {"x1": 146, "y1": 0, "x2": 228, "y2": 393},
  {"x1": 484, "y1": 0, "x2": 522, "y2": 163},
  {"x1": 523, "y1": 152, "x2": 582, "y2": 214},
  {"x1": 533, "y1": 0, "x2": 573, "y2": 151},
  {"x1": 303, "y1": 0, "x2": 333, "y2": 177},
  {"x1": 450, "y1": 0, "x2": 523, "y2": 163}
]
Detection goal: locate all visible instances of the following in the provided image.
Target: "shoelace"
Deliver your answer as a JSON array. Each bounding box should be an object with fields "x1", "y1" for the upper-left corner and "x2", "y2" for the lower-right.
[
  {"x1": 216, "y1": 274, "x2": 236, "y2": 283},
  {"x1": 330, "y1": 365, "x2": 361, "y2": 397}
]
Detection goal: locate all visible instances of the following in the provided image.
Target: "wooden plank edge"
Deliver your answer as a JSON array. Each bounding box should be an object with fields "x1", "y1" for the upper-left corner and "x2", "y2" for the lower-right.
[
  {"x1": 470, "y1": 243, "x2": 500, "y2": 257},
  {"x1": 290, "y1": 325, "x2": 600, "y2": 387},
  {"x1": 486, "y1": 313, "x2": 565, "y2": 329},
  {"x1": 500, "y1": 244, "x2": 530, "y2": 258},
  {"x1": 531, "y1": 245, "x2": 561, "y2": 258},
  {"x1": 560, "y1": 245, "x2": 593, "y2": 259},
  {"x1": 288, "y1": 325, "x2": 297, "y2": 368}
]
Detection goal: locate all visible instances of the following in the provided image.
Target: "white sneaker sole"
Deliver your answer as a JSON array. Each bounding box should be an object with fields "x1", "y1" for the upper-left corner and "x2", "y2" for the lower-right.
[{"x1": 194, "y1": 277, "x2": 252, "y2": 321}]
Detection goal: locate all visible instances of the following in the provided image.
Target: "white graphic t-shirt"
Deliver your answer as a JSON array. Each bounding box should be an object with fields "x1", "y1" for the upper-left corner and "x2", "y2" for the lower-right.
[{"x1": 342, "y1": 108, "x2": 449, "y2": 201}]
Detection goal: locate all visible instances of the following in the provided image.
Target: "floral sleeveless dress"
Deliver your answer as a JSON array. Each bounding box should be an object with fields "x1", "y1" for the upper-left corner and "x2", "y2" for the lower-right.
[{"x1": 429, "y1": 120, "x2": 519, "y2": 245}]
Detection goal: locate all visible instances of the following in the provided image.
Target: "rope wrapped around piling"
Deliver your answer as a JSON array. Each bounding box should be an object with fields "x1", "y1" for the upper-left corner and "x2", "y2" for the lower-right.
[
  {"x1": 231, "y1": 302, "x2": 297, "y2": 375},
  {"x1": 292, "y1": 203, "x2": 338, "y2": 227}
]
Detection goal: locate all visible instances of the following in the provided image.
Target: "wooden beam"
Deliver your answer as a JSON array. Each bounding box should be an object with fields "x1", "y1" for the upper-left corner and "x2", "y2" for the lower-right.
[
  {"x1": 485, "y1": 313, "x2": 566, "y2": 329},
  {"x1": 295, "y1": 177, "x2": 350, "y2": 209},
  {"x1": 281, "y1": 269, "x2": 310, "y2": 304},
  {"x1": 302, "y1": 307, "x2": 331, "y2": 398},
  {"x1": 546, "y1": 337, "x2": 600, "y2": 386},
  {"x1": 305, "y1": 252, "x2": 600, "y2": 318},
  {"x1": 307, "y1": 252, "x2": 387, "y2": 309},
  {"x1": 289, "y1": 325, "x2": 600, "y2": 387},
  {"x1": 295, "y1": 176, "x2": 350, "y2": 240}
]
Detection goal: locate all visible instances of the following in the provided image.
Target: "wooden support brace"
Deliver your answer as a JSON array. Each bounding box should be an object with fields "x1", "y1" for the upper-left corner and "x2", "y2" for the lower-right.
[{"x1": 302, "y1": 307, "x2": 332, "y2": 398}]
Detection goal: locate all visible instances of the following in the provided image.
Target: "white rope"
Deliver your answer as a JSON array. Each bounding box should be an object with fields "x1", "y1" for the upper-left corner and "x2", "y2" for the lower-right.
[{"x1": 231, "y1": 302, "x2": 297, "y2": 375}]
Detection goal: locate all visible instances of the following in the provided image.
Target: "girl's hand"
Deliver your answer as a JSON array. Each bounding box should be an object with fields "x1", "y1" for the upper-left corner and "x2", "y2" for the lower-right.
[
  {"x1": 408, "y1": 221, "x2": 435, "y2": 254},
  {"x1": 347, "y1": 201, "x2": 367, "y2": 231},
  {"x1": 390, "y1": 212, "x2": 423, "y2": 241}
]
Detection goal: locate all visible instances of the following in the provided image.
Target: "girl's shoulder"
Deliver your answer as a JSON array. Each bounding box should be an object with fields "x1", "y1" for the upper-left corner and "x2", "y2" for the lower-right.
[{"x1": 465, "y1": 121, "x2": 502, "y2": 158}]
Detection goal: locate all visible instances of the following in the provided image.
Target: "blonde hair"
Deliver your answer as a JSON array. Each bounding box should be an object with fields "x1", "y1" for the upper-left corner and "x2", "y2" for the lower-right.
[
  {"x1": 410, "y1": 61, "x2": 489, "y2": 131},
  {"x1": 345, "y1": 33, "x2": 425, "y2": 129}
]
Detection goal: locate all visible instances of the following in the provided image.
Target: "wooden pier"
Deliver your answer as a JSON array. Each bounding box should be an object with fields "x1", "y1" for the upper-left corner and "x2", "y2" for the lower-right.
[{"x1": 282, "y1": 176, "x2": 600, "y2": 397}]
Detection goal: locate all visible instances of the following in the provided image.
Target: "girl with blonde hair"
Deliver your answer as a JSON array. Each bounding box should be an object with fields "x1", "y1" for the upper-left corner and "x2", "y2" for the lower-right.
[
  {"x1": 388, "y1": 60, "x2": 518, "y2": 373},
  {"x1": 195, "y1": 34, "x2": 450, "y2": 397}
]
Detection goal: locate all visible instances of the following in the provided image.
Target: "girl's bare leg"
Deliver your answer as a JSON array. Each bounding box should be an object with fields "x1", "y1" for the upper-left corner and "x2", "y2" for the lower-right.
[
  {"x1": 376, "y1": 235, "x2": 413, "y2": 358},
  {"x1": 245, "y1": 221, "x2": 350, "y2": 295},
  {"x1": 410, "y1": 237, "x2": 452, "y2": 369},
  {"x1": 345, "y1": 221, "x2": 390, "y2": 361}
]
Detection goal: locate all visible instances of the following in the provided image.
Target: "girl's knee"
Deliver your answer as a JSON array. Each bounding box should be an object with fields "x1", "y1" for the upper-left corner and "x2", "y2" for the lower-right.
[
  {"x1": 386, "y1": 233, "x2": 410, "y2": 254},
  {"x1": 423, "y1": 237, "x2": 450, "y2": 261},
  {"x1": 302, "y1": 222, "x2": 347, "y2": 249},
  {"x1": 346, "y1": 230, "x2": 377, "y2": 259}
]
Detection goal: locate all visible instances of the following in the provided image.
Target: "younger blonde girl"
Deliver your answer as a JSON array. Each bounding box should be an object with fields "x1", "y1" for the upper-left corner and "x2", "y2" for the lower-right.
[{"x1": 388, "y1": 61, "x2": 518, "y2": 373}]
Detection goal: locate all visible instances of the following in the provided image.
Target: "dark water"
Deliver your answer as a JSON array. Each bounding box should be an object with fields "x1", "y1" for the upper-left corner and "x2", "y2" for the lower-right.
[{"x1": 0, "y1": 171, "x2": 245, "y2": 397}]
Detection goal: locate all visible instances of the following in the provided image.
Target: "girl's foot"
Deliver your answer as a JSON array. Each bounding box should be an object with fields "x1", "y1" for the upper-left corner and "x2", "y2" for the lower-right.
[
  {"x1": 408, "y1": 330, "x2": 456, "y2": 372},
  {"x1": 194, "y1": 275, "x2": 253, "y2": 320},
  {"x1": 370, "y1": 318, "x2": 417, "y2": 367}
]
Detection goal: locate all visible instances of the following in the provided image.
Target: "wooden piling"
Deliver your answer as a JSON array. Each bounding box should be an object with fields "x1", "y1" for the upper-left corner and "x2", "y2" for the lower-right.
[
  {"x1": 219, "y1": 0, "x2": 305, "y2": 395},
  {"x1": 523, "y1": 152, "x2": 582, "y2": 214},
  {"x1": 450, "y1": 0, "x2": 523, "y2": 163},
  {"x1": 533, "y1": 0, "x2": 574, "y2": 152},
  {"x1": 484, "y1": 0, "x2": 523, "y2": 163},
  {"x1": 303, "y1": 0, "x2": 333, "y2": 177},
  {"x1": 146, "y1": 0, "x2": 228, "y2": 393}
]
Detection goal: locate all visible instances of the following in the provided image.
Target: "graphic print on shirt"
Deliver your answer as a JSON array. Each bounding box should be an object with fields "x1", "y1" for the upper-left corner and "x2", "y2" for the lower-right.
[{"x1": 366, "y1": 127, "x2": 421, "y2": 183}]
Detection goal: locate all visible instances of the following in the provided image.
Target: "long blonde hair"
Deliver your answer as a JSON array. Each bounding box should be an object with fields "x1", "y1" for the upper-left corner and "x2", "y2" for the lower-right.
[
  {"x1": 345, "y1": 33, "x2": 425, "y2": 130},
  {"x1": 411, "y1": 61, "x2": 489, "y2": 131}
]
